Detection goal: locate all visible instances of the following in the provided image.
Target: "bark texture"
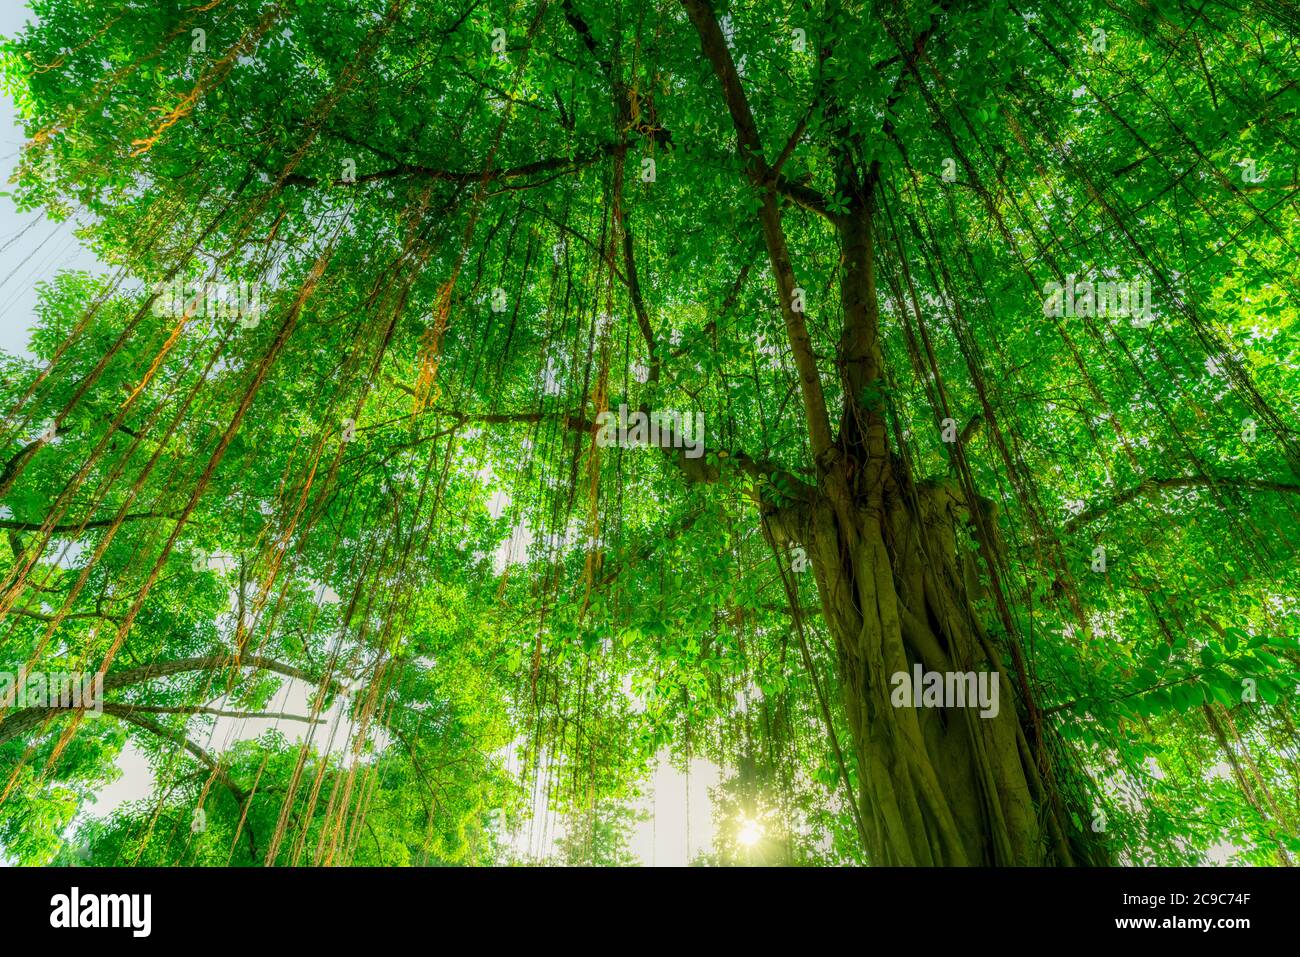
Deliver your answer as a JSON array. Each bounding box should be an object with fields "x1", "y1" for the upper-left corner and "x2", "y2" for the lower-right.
[{"x1": 770, "y1": 469, "x2": 1084, "y2": 865}]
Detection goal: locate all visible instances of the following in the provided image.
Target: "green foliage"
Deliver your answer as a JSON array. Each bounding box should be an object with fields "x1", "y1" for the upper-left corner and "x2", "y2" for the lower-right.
[{"x1": 0, "y1": 0, "x2": 1295, "y2": 866}]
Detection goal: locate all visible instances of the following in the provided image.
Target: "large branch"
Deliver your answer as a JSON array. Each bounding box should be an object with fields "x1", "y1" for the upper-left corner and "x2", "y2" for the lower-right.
[
  {"x1": 100, "y1": 653, "x2": 343, "y2": 695},
  {"x1": 1065, "y1": 476, "x2": 1300, "y2": 532},
  {"x1": 779, "y1": 178, "x2": 833, "y2": 217},
  {"x1": 680, "y1": 0, "x2": 835, "y2": 463},
  {"x1": 0, "y1": 510, "x2": 178, "y2": 533},
  {"x1": 0, "y1": 654, "x2": 343, "y2": 747},
  {"x1": 279, "y1": 142, "x2": 628, "y2": 190}
]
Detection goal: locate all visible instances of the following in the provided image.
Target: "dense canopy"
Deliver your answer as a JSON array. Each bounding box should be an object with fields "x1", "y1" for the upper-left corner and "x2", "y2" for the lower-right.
[{"x1": 0, "y1": 0, "x2": 1297, "y2": 866}]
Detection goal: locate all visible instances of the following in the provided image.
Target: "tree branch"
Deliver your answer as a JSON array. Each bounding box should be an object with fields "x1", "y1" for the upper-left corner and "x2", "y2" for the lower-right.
[
  {"x1": 107, "y1": 703, "x2": 324, "y2": 724},
  {"x1": 680, "y1": 0, "x2": 835, "y2": 463},
  {"x1": 0, "y1": 511, "x2": 179, "y2": 533},
  {"x1": 0, "y1": 656, "x2": 342, "y2": 750},
  {"x1": 280, "y1": 142, "x2": 627, "y2": 190},
  {"x1": 1065, "y1": 476, "x2": 1300, "y2": 532},
  {"x1": 98, "y1": 653, "x2": 335, "y2": 694}
]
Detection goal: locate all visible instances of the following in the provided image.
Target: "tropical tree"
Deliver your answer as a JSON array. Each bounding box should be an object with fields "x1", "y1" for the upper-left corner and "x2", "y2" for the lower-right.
[{"x1": 0, "y1": 0, "x2": 1297, "y2": 866}]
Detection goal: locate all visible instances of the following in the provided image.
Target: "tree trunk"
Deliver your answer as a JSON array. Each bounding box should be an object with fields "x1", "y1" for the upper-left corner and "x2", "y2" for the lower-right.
[
  {"x1": 771, "y1": 466, "x2": 1095, "y2": 865},
  {"x1": 763, "y1": 208, "x2": 1097, "y2": 865}
]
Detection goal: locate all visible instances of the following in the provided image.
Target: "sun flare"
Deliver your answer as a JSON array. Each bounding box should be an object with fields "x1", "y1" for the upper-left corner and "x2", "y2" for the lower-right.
[{"x1": 736, "y1": 818, "x2": 764, "y2": 848}]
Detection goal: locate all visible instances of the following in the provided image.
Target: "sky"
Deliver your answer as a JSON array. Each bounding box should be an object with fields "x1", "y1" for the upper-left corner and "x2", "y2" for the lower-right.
[{"x1": 0, "y1": 4, "x2": 103, "y2": 360}]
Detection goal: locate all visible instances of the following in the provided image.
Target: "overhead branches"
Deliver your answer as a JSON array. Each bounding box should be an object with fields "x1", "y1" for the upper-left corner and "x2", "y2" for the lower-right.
[
  {"x1": 280, "y1": 142, "x2": 633, "y2": 191},
  {"x1": 680, "y1": 0, "x2": 835, "y2": 464},
  {"x1": 0, "y1": 653, "x2": 349, "y2": 748},
  {"x1": 1065, "y1": 475, "x2": 1300, "y2": 532}
]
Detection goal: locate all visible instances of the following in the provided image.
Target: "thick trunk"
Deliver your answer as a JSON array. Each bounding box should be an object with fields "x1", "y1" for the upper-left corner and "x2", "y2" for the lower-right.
[
  {"x1": 773, "y1": 473, "x2": 1086, "y2": 865},
  {"x1": 764, "y1": 205, "x2": 1081, "y2": 863},
  {"x1": 765, "y1": 209, "x2": 1095, "y2": 865}
]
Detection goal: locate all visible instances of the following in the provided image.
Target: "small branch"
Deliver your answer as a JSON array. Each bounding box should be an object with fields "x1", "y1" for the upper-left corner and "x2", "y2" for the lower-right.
[{"x1": 103, "y1": 705, "x2": 248, "y2": 804}]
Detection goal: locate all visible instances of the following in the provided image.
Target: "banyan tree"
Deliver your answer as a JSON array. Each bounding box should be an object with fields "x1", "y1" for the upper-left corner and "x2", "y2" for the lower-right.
[{"x1": 0, "y1": 0, "x2": 1297, "y2": 867}]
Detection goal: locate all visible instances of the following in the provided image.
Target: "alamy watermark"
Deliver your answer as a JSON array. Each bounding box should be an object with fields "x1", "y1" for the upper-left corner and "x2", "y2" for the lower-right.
[
  {"x1": 890, "y1": 665, "x2": 999, "y2": 718},
  {"x1": 151, "y1": 278, "x2": 265, "y2": 325},
  {"x1": 594, "y1": 404, "x2": 705, "y2": 459},
  {"x1": 0, "y1": 669, "x2": 103, "y2": 713},
  {"x1": 50, "y1": 887, "x2": 151, "y2": 937},
  {"x1": 1042, "y1": 274, "x2": 1153, "y2": 326}
]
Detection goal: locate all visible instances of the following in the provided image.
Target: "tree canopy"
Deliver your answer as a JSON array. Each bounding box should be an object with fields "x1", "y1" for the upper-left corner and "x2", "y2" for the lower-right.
[{"x1": 0, "y1": 0, "x2": 1297, "y2": 866}]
